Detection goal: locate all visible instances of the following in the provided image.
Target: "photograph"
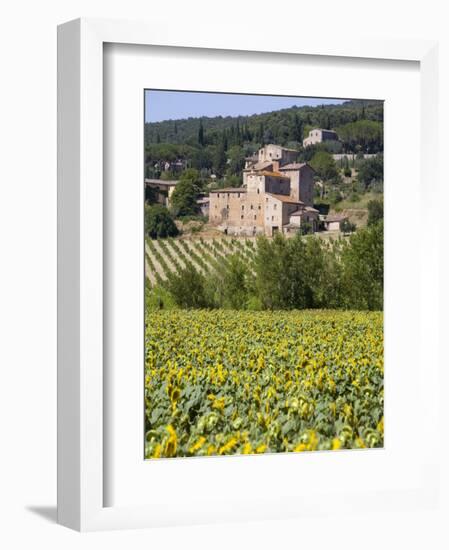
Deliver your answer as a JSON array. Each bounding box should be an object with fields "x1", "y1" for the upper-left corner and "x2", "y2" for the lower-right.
[{"x1": 143, "y1": 90, "x2": 384, "y2": 459}]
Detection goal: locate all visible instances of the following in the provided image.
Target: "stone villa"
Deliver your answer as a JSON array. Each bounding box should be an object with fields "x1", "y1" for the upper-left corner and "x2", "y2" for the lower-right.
[
  {"x1": 208, "y1": 144, "x2": 319, "y2": 236},
  {"x1": 303, "y1": 128, "x2": 338, "y2": 148}
]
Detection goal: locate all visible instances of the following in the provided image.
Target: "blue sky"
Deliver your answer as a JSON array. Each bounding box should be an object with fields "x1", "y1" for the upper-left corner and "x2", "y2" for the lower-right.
[{"x1": 145, "y1": 90, "x2": 346, "y2": 123}]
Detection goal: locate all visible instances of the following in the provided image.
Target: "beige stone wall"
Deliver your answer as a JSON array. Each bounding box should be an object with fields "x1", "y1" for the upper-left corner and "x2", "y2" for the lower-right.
[
  {"x1": 209, "y1": 190, "x2": 266, "y2": 235},
  {"x1": 279, "y1": 166, "x2": 314, "y2": 206},
  {"x1": 258, "y1": 144, "x2": 283, "y2": 162},
  {"x1": 258, "y1": 144, "x2": 297, "y2": 166},
  {"x1": 264, "y1": 175, "x2": 290, "y2": 195},
  {"x1": 298, "y1": 167, "x2": 314, "y2": 206},
  {"x1": 246, "y1": 173, "x2": 291, "y2": 195},
  {"x1": 246, "y1": 174, "x2": 265, "y2": 193},
  {"x1": 261, "y1": 196, "x2": 299, "y2": 235},
  {"x1": 303, "y1": 130, "x2": 321, "y2": 147},
  {"x1": 327, "y1": 221, "x2": 341, "y2": 231}
]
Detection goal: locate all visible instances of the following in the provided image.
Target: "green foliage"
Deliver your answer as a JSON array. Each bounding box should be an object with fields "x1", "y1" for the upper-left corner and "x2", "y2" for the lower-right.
[
  {"x1": 213, "y1": 141, "x2": 227, "y2": 176},
  {"x1": 226, "y1": 145, "x2": 246, "y2": 176},
  {"x1": 145, "y1": 100, "x2": 383, "y2": 159},
  {"x1": 225, "y1": 174, "x2": 243, "y2": 188},
  {"x1": 198, "y1": 119, "x2": 205, "y2": 146},
  {"x1": 309, "y1": 151, "x2": 339, "y2": 182},
  {"x1": 336, "y1": 120, "x2": 383, "y2": 153},
  {"x1": 340, "y1": 219, "x2": 357, "y2": 234},
  {"x1": 221, "y1": 255, "x2": 249, "y2": 309},
  {"x1": 367, "y1": 199, "x2": 384, "y2": 226},
  {"x1": 357, "y1": 155, "x2": 384, "y2": 189},
  {"x1": 170, "y1": 169, "x2": 203, "y2": 217},
  {"x1": 146, "y1": 226, "x2": 383, "y2": 312},
  {"x1": 341, "y1": 221, "x2": 383, "y2": 310},
  {"x1": 145, "y1": 204, "x2": 179, "y2": 239},
  {"x1": 251, "y1": 234, "x2": 344, "y2": 310},
  {"x1": 145, "y1": 285, "x2": 178, "y2": 311},
  {"x1": 167, "y1": 263, "x2": 212, "y2": 308}
]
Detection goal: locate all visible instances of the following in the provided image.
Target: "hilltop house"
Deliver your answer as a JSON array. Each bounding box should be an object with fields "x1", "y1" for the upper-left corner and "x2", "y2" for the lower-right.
[
  {"x1": 208, "y1": 144, "x2": 319, "y2": 236},
  {"x1": 303, "y1": 128, "x2": 338, "y2": 148}
]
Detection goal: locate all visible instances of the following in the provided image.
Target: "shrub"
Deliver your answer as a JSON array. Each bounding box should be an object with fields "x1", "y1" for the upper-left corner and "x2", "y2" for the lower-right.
[
  {"x1": 145, "y1": 204, "x2": 179, "y2": 239},
  {"x1": 367, "y1": 199, "x2": 384, "y2": 226}
]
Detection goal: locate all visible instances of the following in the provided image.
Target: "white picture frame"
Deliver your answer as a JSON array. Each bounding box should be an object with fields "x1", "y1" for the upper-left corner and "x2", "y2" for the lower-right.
[{"x1": 57, "y1": 17, "x2": 440, "y2": 531}]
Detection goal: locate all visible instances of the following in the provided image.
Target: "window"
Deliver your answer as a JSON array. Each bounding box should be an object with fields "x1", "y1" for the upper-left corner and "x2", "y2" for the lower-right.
[
  {"x1": 274, "y1": 204, "x2": 277, "y2": 210},
  {"x1": 250, "y1": 204, "x2": 253, "y2": 210},
  {"x1": 254, "y1": 215, "x2": 256, "y2": 220},
  {"x1": 272, "y1": 216, "x2": 274, "y2": 221},
  {"x1": 241, "y1": 215, "x2": 244, "y2": 220},
  {"x1": 238, "y1": 193, "x2": 240, "y2": 198},
  {"x1": 241, "y1": 205, "x2": 244, "y2": 210},
  {"x1": 258, "y1": 205, "x2": 261, "y2": 210}
]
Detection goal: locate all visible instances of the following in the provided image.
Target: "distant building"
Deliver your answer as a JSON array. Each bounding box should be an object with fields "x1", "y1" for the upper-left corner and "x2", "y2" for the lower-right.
[
  {"x1": 145, "y1": 178, "x2": 179, "y2": 207},
  {"x1": 322, "y1": 213, "x2": 348, "y2": 232},
  {"x1": 209, "y1": 145, "x2": 318, "y2": 236},
  {"x1": 303, "y1": 128, "x2": 338, "y2": 148}
]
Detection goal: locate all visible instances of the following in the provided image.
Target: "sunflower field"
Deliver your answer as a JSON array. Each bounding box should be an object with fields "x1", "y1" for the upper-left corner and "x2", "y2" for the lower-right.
[{"x1": 145, "y1": 309, "x2": 383, "y2": 459}]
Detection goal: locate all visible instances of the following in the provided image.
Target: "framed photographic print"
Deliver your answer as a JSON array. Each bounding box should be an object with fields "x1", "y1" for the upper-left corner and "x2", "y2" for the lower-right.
[
  {"x1": 142, "y1": 89, "x2": 384, "y2": 462},
  {"x1": 58, "y1": 18, "x2": 440, "y2": 531}
]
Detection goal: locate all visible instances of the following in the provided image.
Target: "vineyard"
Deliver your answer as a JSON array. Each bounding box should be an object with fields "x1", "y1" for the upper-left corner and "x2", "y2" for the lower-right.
[
  {"x1": 145, "y1": 236, "x2": 257, "y2": 286},
  {"x1": 145, "y1": 309, "x2": 384, "y2": 459}
]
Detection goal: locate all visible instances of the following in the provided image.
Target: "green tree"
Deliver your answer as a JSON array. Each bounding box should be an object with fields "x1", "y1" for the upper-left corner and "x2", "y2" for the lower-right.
[
  {"x1": 213, "y1": 141, "x2": 227, "y2": 177},
  {"x1": 198, "y1": 120, "x2": 204, "y2": 146},
  {"x1": 367, "y1": 199, "x2": 384, "y2": 226},
  {"x1": 167, "y1": 264, "x2": 210, "y2": 308},
  {"x1": 144, "y1": 204, "x2": 179, "y2": 238},
  {"x1": 221, "y1": 254, "x2": 250, "y2": 309},
  {"x1": 357, "y1": 155, "x2": 383, "y2": 189},
  {"x1": 309, "y1": 150, "x2": 339, "y2": 182},
  {"x1": 336, "y1": 120, "x2": 383, "y2": 153},
  {"x1": 226, "y1": 145, "x2": 245, "y2": 176},
  {"x1": 253, "y1": 235, "x2": 287, "y2": 309},
  {"x1": 341, "y1": 221, "x2": 383, "y2": 310},
  {"x1": 170, "y1": 169, "x2": 203, "y2": 217},
  {"x1": 291, "y1": 113, "x2": 303, "y2": 142}
]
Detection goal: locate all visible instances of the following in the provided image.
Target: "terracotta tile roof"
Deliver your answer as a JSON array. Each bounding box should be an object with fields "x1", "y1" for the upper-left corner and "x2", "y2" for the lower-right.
[
  {"x1": 324, "y1": 214, "x2": 348, "y2": 222},
  {"x1": 279, "y1": 163, "x2": 311, "y2": 171},
  {"x1": 266, "y1": 193, "x2": 304, "y2": 204},
  {"x1": 209, "y1": 187, "x2": 247, "y2": 193},
  {"x1": 261, "y1": 171, "x2": 290, "y2": 178}
]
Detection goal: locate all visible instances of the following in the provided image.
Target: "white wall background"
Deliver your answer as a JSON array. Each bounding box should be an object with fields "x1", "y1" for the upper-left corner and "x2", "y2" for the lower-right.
[{"x1": 0, "y1": 1, "x2": 448, "y2": 548}]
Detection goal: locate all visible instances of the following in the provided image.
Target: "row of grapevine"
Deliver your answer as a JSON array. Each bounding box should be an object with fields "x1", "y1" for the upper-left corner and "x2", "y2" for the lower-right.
[{"x1": 145, "y1": 237, "x2": 258, "y2": 287}]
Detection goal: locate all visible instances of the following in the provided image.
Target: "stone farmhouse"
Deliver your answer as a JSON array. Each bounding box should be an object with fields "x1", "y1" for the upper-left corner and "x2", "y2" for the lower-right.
[
  {"x1": 303, "y1": 128, "x2": 338, "y2": 148},
  {"x1": 208, "y1": 144, "x2": 319, "y2": 236}
]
